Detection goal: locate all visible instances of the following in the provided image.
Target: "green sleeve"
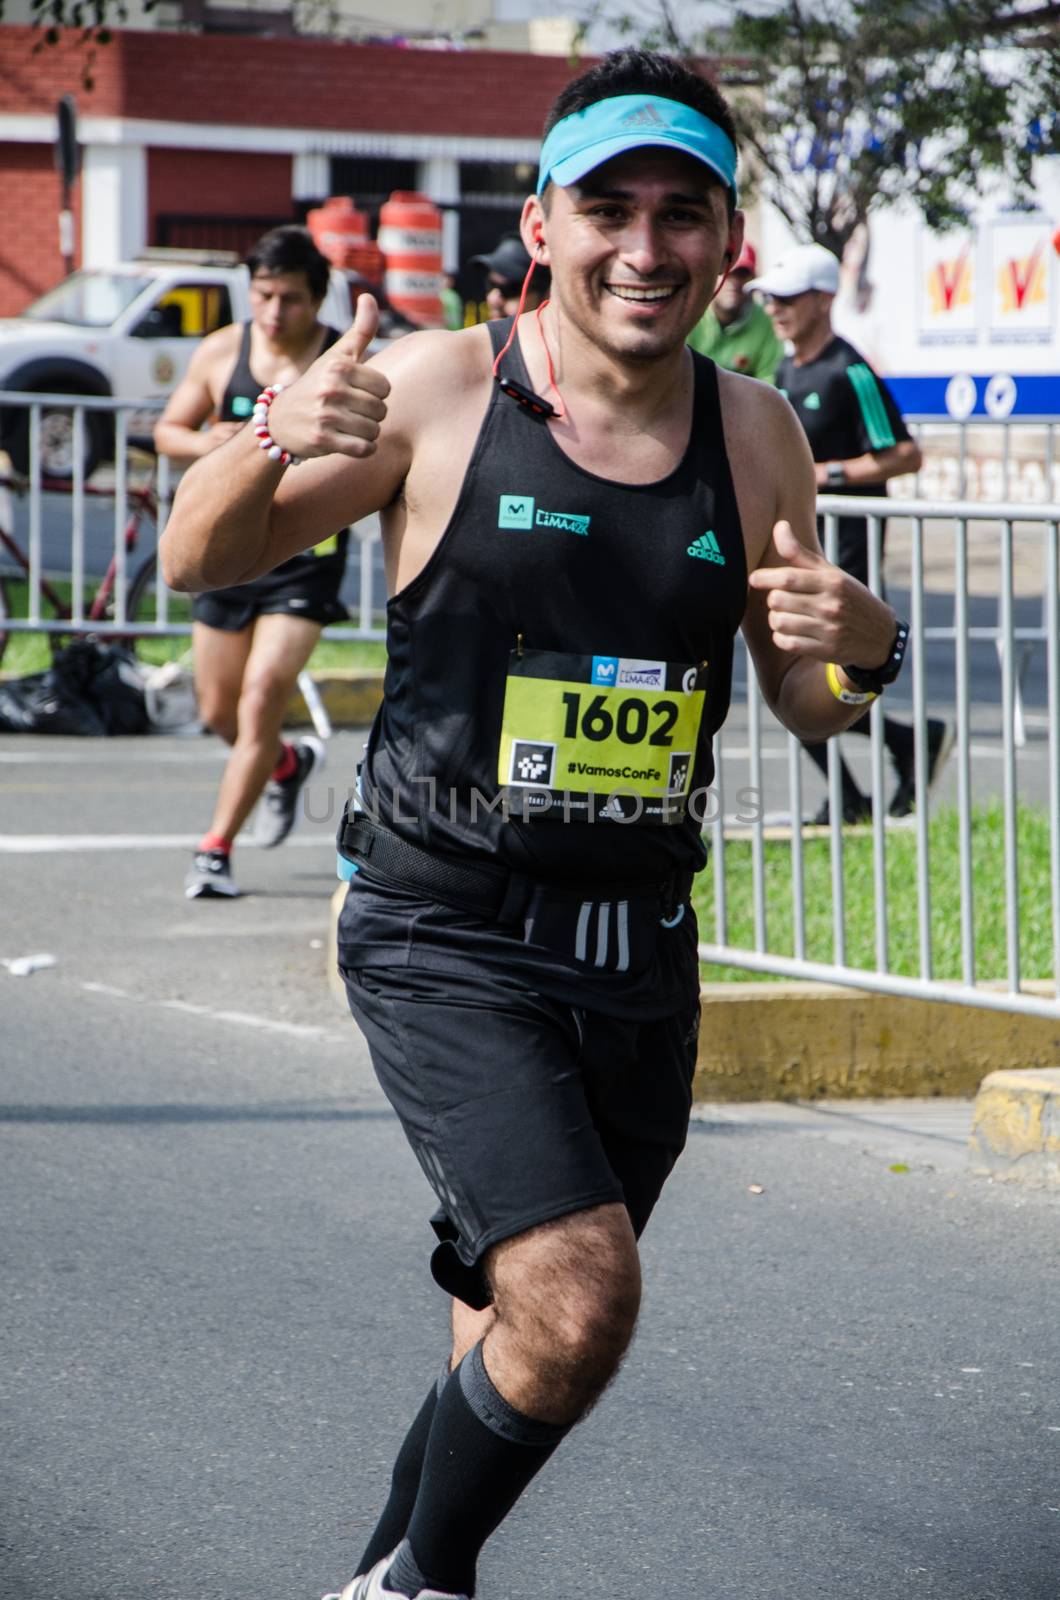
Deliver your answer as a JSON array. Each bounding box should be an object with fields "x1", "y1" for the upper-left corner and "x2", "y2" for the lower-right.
[
  {"x1": 686, "y1": 310, "x2": 718, "y2": 358},
  {"x1": 751, "y1": 312, "x2": 784, "y2": 384}
]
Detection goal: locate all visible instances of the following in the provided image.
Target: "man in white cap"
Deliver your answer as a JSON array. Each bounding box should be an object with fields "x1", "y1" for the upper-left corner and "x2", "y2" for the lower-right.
[
  {"x1": 687, "y1": 239, "x2": 783, "y2": 379},
  {"x1": 752, "y1": 243, "x2": 952, "y2": 822},
  {"x1": 162, "y1": 50, "x2": 907, "y2": 1600}
]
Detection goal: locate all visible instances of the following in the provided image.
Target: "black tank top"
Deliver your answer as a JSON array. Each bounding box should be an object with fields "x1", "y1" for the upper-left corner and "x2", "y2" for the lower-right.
[
  {"x1": 362, "y1": 318, "x2": 748, "y2": 885},
  {"x1": 221, "y1": 322, "x2": 348, "y2": 577}
]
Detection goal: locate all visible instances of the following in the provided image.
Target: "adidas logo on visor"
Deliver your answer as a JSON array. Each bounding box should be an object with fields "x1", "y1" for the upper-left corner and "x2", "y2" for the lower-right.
[{"x1": 618, "y1": 104, "x2": 668, "y2": 129}]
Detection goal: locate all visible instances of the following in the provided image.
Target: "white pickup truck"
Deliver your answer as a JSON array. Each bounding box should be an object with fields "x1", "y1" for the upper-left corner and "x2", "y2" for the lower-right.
[{"x1": 0, "y1": 248, "x2": 407, "y2": 480}]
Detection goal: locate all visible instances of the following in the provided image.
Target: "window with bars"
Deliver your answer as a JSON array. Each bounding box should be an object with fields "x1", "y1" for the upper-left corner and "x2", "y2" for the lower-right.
[
  {"x1": 459, "y1": 159, "x2": 538, "y2": 206},
  {"x1": 326, "y1": 157, "x2": 422, "y2": 220}
]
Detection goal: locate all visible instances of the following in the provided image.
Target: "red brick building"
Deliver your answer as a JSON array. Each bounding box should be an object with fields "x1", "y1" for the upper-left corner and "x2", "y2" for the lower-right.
[{"x1": 0, "y1": 26, "x2": 581, "y2": 314}]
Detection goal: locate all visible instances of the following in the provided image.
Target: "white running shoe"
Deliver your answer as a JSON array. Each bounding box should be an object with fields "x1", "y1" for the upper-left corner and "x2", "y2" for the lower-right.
[
  {"x1": 321, "y1": 1551, "x2": 469, "y2": 1600},
  {"x1": 184, "y1": 848, "x2": 240, "y2": 899}
]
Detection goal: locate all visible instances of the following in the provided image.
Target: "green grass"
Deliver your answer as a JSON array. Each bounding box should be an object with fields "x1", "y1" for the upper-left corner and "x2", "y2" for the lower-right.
[
  {"x1": 694, "y1": 802, "x2": 1055, "y2": 985},
  {"x1": 0, "y1": 578, "x2": 387, "y2": 674}
]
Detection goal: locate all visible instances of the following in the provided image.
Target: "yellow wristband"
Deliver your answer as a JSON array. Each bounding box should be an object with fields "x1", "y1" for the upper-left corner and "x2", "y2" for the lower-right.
[{"x1": 826, "y1": 662, "x2": 877, "y2": 706}]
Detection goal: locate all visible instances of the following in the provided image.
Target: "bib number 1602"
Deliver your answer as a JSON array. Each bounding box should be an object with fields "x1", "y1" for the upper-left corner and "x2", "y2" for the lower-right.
[{"x1": 560, "y1": 691, "x2": 678, "y2": 747}]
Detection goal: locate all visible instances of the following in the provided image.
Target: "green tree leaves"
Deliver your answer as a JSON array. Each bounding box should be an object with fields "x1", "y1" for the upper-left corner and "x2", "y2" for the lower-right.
[{"x1": 577, "y1": 1, "x2": 1060, "y2": 252}]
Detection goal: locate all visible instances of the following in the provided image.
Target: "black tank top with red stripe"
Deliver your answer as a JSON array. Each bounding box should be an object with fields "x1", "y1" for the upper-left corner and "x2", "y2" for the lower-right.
[{"x1": 362, "y1": 317, "x2": 748, "y2": 885}]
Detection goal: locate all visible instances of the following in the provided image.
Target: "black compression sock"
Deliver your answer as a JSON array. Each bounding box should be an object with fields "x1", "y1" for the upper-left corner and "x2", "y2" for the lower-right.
[
  {"x1": 883, "y1": 715, "x2": 915, "y2": 765},
  {"x1": 356, "y1": 1370, "x2": 445, "y2": 1575},
  {"x1": 386, "y1": 1341, "x2": 570, "y2": 1597}
]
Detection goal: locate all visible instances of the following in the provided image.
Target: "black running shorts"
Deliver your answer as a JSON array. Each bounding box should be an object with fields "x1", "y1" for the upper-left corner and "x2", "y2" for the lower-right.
[
  {"x1": 342, "y1": 960, "x2": 701, "y2": 1310},
  {"x1": 192, "y1": 552, "x2": 348, "y2": 632}
]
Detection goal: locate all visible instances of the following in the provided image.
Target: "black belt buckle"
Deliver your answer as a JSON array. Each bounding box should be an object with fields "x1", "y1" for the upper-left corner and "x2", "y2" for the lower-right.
[{"x1": 338, "y1": 798, "x2": 372, "y2": 863}]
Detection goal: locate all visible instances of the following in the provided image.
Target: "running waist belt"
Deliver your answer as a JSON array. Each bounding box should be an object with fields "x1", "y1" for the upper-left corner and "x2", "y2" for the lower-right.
[{"x1": 338, "y1": 807, "x2": 692, "y2": 923}]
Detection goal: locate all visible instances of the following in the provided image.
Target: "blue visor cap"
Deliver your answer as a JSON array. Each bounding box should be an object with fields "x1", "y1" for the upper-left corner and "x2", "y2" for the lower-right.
[{"x1": 537, "y1": 94, "x2": 738, "y2": 204}]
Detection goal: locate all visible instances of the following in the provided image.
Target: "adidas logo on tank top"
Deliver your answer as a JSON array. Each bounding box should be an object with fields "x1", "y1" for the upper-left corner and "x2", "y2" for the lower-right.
[{"x1": 687, "y1": 530, "x2": 726, "y2": 564}]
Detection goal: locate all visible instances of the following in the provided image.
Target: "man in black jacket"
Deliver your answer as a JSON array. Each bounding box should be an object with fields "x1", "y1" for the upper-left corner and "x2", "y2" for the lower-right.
[{"x1": 754, "y1": 243, "x2": 953, "y2": 821}]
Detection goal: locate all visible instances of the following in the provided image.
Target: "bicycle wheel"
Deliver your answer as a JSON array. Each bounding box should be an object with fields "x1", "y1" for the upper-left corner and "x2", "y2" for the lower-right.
[
  {"x1": 0, "y1": 575, "x2": 11, "y2": 667},
  {"x1": 97, "y1": 483, "x2": 160, "y2": 645},
  {"x1": 126, "y1": 552, "x2": 160, "y2": 626},
  {"x1": 125, "y1": 553, "x2": 192, "y2": 664}
]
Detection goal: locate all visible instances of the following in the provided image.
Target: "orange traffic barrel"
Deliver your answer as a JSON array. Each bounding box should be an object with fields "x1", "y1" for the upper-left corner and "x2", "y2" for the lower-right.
[
  {"x1": 344, "y1": 241, "x2": 386, "y2": 287},
  {"x1": 307, "y1": 196, "x2": 370, "y2": 269},
  {"x1": 378, "y1": 191, "x2": 444, "y2": 328}
]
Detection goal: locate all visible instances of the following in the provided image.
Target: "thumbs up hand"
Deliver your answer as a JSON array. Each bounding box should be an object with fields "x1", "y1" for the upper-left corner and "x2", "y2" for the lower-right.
[
  {"x1": 747, "y1": 519, "x2": 895, "y2": 666},
  {"x1": 266, "y1": 293, "x2": 390, "y2": 461}
]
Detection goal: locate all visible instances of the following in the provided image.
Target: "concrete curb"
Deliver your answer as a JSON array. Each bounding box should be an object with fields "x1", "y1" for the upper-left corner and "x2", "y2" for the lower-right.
[
  {"x1": 693, "y1": 981, "x2": 1060, "y2": 1102},
  {"x1": 287, "y1": 670, "x2": 385, "y2": 728},
  {"x1": 327, "y1": 882, "x2": 348, "y2": 1013},
  {"x1": 968, "y1": 1068, "x2": 1060, "y2": 1185}
]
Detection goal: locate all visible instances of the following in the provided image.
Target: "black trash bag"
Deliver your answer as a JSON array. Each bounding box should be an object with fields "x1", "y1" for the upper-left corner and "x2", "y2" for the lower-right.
[
  {"x1": 0, "y1": 667, "x2": 105, "y2": 735},
  {"x1": 0, "y1": 639, "x2": 148, "y2": 736}
]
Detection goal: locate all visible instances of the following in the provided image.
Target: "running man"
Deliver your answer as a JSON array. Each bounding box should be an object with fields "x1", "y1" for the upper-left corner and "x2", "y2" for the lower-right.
[
  {"x1": 154, "y1": 225, "x2": 349, "y2": 898},
  {"x1": 751, "y1": 243, "x2": 953, "y2": 821},
  {"x1": 161, "y1": 50, "x2": 908, "y2": 1599}
]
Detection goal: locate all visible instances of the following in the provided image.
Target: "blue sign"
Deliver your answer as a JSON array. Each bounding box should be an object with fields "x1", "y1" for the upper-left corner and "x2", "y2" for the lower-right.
[{"x1": 887, "y1": 373, "x2": 1060, "y2": 419}]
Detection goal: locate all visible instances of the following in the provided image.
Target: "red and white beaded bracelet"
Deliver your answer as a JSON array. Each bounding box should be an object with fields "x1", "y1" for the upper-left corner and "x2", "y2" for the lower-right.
[{"x1": 252, "y1": 385, "x2": 301, "y2": 467}]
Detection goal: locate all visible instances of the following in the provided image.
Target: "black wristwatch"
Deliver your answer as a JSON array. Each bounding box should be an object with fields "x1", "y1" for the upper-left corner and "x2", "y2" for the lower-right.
[{"x1": 843, "y1": 619, "x2": 910, "y2": 695}]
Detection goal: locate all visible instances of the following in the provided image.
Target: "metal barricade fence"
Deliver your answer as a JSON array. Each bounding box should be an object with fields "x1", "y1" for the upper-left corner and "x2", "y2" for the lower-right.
[
  {"x1": 701, "y1": 495, "x2": 1060, "y2": 1020},
  {"x1": 0, "y1": 390, "x2": 388, "y2": 644}
]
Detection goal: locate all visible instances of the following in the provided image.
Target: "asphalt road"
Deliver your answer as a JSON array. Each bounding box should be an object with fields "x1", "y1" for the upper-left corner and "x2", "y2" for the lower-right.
[{"x1": 2, "y1": 733, "x2": 1059, "y2": 1599}]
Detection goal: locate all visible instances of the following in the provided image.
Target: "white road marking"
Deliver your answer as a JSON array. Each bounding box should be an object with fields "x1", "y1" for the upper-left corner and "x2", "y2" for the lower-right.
[
  {"x1": 157, "y1": 921, "x2": 330, "y2": 939},
  {"x1": 0, "y1": 738, "x2": 361, "y2": 766},
  {"x1": 0, "y1": 749, "x2": 230, "y2": 765},
  {"x1": 81, "y1": 980, "x2": 343, "y2": 1043},
  {"x1": 0, "y1": 833, "x2": 334, "y2": 852}
]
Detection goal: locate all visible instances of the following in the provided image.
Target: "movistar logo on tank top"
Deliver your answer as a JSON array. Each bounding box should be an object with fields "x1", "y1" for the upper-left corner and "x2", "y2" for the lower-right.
[
  {"x1": 687, "y1": 530, "x2": 726, "y2": 564},
  {"x1": 592, "y1": 656, "x2": 667, "y2": 689},
  {"x1": 498, "y1": 495, "x2": 590, "y2": 537},
  {"x1": 802, "y1": 392, "x2": 822, "y2": 410},
  {"x1": 231, "y1": 395, "x2": 254, "y2": 417}
]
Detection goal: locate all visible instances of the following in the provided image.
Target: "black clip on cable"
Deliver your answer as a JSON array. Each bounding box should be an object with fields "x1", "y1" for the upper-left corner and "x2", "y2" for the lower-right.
[{"x1": 495, "y1": 375, "x2": 556, "y2": 421}]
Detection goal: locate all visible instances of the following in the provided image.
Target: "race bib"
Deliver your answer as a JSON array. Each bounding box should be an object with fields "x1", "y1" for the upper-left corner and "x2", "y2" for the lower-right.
[{"x1": 498, "y1": 648, "x2": 707, "y2": 825}]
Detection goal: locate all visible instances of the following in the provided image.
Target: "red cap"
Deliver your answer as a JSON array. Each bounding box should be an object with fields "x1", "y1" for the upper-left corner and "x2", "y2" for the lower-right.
[{"x1": 732, "y1": 242, "x2": 757, "y2": 275}]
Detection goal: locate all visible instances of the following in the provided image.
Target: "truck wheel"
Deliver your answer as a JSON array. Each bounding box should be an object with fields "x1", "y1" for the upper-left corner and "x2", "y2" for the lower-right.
[{"x1": 6, "y1": 403, "x2": 107, "y2": 481}]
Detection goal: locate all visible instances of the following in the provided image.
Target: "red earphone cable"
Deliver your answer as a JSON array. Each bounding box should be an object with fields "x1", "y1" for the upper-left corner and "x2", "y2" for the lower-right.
[
  {"x1": 490, "y1": 255, "x2": 540, "y2": 377},
  {"x1": 533, "y1": 299, "x2": 565, "y2": 419},
  {"x1": 490, "y1": 250, "x2": 566, "y2": 421}
]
